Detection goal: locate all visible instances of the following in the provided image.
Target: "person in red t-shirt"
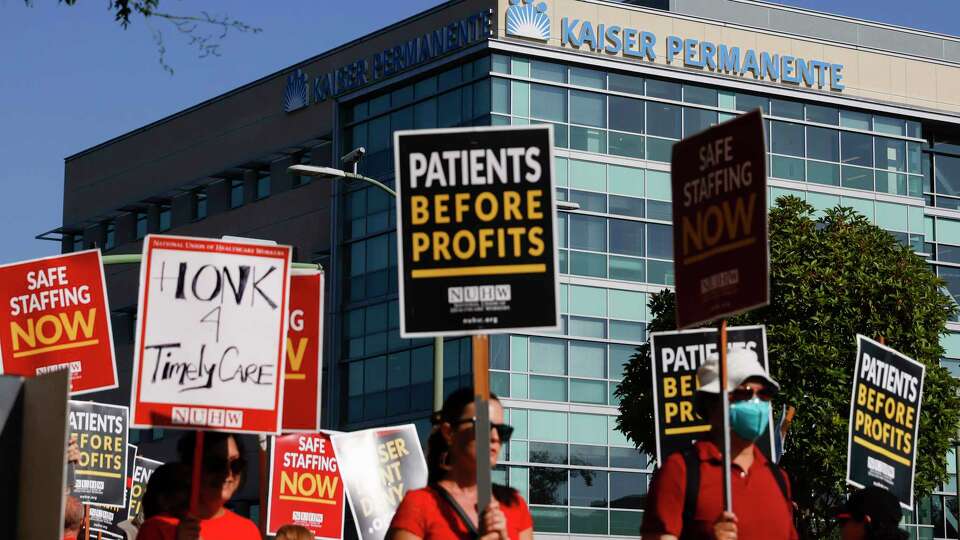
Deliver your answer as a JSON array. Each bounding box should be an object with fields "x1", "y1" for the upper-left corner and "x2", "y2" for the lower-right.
[
  {"x1": 388, "y1": 387, "x2": 533, "y2": 540},
  {"x1": 642, "y1": 348, "x2": 799, "y2": 540},
  {"x1": 137, "y1": 431, "x2": 260, "y2": 540}
]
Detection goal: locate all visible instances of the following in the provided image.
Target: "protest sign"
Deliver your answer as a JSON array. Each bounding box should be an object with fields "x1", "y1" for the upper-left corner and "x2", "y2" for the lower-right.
[
  {"x1": 68, "y1": 400, "x2": 129, "y2": 506},
  {"x1": 332, "y1": 425, "x2": 427, "y2": 540},
  {"x1": 130, "y1": 234, "x2": 292, "y2": 433},
  {"x1": 128, "y1": 456, "x2": 163, "y2": 519},
  {"x1": 267, "y1": 432, "x2": 345, "y2": 538},
  {"x1": 671, "y1": 110, "x2": 769, "y2": 329},
  {"x1": 394, "y1": 125, "x2": 559, "y2": 337},
  {"x1": 85, "y1": 505, "x2": 127, "y2": 540},
  {"x1": 283, "y1": 271, "x2": 324, "y2": 432},
  {"x1": 0, "y1": 250, "x2": 117, "y2": 395},
  {"x1": 847, "y1": 335, "x2": 925, "y2": 509},
  {"x1": 650, "y1": 325, "x2": 775, "y2": 463}
]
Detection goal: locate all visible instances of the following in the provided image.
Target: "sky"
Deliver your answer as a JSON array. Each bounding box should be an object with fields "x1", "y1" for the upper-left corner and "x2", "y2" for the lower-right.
[{"x1": 1, "y1": 0, "x2": 957, "y2": 265}]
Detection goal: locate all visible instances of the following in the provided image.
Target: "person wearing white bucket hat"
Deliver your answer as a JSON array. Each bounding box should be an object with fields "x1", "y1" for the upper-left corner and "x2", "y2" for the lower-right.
[{"x1": 641, "y1": 347, "x2": 797, "y2": 540}]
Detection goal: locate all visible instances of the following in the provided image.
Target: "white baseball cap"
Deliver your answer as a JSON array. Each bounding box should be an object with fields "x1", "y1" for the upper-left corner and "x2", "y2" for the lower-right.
[{"x1": 696, "y1": 347, "x2": 780, "y2": 395}]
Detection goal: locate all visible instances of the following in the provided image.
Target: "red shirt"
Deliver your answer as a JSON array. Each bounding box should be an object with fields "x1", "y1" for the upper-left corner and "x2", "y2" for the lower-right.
[
  {"x1": 136, "y1": 510, "x2": 260, "y2": 540},
  {"x1": 642, "y1": 441, "x2": 798, "y2": 540},
  {"x1": 390, "y1": 486, "x2": 533, "y2": 540}
]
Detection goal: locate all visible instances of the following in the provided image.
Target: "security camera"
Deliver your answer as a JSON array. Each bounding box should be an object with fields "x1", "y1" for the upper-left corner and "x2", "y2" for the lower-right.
[{"x1": 341, "y1": 147, "x2": 366, "y2": 165}]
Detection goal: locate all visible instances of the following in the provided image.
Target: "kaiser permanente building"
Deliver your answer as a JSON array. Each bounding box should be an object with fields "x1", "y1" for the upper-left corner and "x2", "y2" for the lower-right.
[{"x1": 52, "y1": 0, "x2": 960, "y2": 537}]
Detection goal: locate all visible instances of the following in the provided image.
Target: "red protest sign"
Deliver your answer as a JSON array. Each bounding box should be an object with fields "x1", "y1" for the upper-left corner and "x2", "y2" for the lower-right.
[
  {"x1": 283, "y1": 271, "x2": 324, "y2": 432},
  {"x1": 267, "y1": 432, "x2": 345, "y2": 539},
  {"x1": 130, "y1": 235, "x2": 292, "y2": 434},
  {"x1": 671, "y1": 110, "x2": 769, "y2": 329},
  {"x1": 0, "y1": 250, "x2": 117, "y2": 394}
]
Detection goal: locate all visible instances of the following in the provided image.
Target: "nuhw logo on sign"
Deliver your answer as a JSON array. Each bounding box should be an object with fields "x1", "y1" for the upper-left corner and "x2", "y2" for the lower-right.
[{"x1": 506, "y1": 0, "x2": 550, "y2": 41}]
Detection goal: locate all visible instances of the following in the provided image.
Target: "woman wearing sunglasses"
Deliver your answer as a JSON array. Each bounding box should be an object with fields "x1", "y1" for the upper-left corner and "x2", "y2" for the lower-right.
[
  {"x1": 137, "y1": 431, "x2": 260, "y2": 540},
  {"x1": 388, "y1": 387, "x2": 533, "y2": 540},
  {"x1": 642, "y1": 348, "x2": 798, "y2": 540}
]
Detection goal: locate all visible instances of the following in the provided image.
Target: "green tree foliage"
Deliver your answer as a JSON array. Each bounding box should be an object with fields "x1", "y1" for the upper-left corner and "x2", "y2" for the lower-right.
[{"x1": 616, "y1": 196, "x2": 960, "y2": 538}]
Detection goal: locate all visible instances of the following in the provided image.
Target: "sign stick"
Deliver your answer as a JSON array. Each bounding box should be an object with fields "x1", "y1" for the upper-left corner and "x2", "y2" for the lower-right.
[
  {"x1": 472, "y1": 334, "x2": 492, "y2": 515},
  {"x1": 258, "y1": 434, "x2": 268, "y2": 536},
  {"x1": 83, "y1": 505, "x2": 90, "y2": 540},
  {"x1": 719, "y1": 319, "x2": 733, "y2": 513},
  {"x1": 189, "y1": 431, "x2": 205, "y2": 516}
]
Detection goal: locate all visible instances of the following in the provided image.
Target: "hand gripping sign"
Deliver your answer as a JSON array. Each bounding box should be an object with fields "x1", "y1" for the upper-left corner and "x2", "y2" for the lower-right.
[
  {"x1": 267, "y1": 432, "x2": 346, "y2": 539},
  {"x1": 332, "y1": 425, "x2": 427, "y2": 540},
  {"x1": 847, "y1": 336, "x2": 925, "y2": 509},
  {"x1": 0, "y1": 250, "x2": 117, "y2": 394},
  {"x1": 282, "y1": 271, "x2": 324, "y2": 432},
  {"x1": 130, "y1": 234, "x2": 292, "y2": 433},
  {"x1": 68, "y1": 400, "x2": 130, "y2": 506}
]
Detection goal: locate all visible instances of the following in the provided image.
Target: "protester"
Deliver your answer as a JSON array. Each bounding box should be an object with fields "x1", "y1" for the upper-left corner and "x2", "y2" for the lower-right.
[
  {"x1": 641, "y1": 348, "x2": 798, "y2": 540},
  {"x1": 836, "y1": 486, "x2": 908, "y2": 540},
  {"x1": 388, "y1": 387, "x2": 533, "y2": 540},
  {"x1": 275, "y1": 523, "x2": 314, "y2": 540},
  {"x1": 62, "y1": 495, "x2": 83, "y2": 540},
  {"x1": 136, "y1": 431, "x2": 259, "y2": 540},
  {"x1": 142, "y1": 463, "x2": 190, "y2": 519}
]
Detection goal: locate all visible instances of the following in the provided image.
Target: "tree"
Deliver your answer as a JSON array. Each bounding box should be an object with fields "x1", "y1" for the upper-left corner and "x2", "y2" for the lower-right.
[
  {"x1": 616, "y1": 196, "x2": 960, "y2": 538},
  {"x1": 24, "y1": 0, "x2": 261, "y2": 74}
]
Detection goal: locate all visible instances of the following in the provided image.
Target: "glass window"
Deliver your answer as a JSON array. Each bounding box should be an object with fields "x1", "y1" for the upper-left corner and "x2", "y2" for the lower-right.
[
  {"x1": 609, "y1": 344, "x2": 635, "y2": 380},
  {"x1": 438, "y1": 89, "x2": 462, "y2": 127},
  {"x1": 647, "y1": 223, "x2": 673, "y2": 259},
  {"x1": 512, "y1": 81, "x2": 530, "y2": 118},
  {"x1": 936, "y1": 154, "x2": 960, "y2": 197},
  {"x1": 570, "y1": 215, "x2": 606, "y2": 251},
  {"x1": 808, "y1": 161, "x2": 840, "y2": 186},
  {"x1": 570, "y1": 341, "x2": 606, "y2": 378},
  {"x1": 104, "y1": 221, "x2": 116, "y2": 250},
  {"x1": 611, "y1": 511, "x2": 643, "y2": 536},
  {"x1": 683, "y1": 85, "x2": 717, "y2": 106},
  {"x1": 531, "y1": 507, "x2": 567, "y2": 533},
  {"x1": 609, "y1": 255, "x2": 645, "y2": 281},
  {"x1": 529, "y1": 411, "x2": 567, "y2": 441},
  {"x1": 842, "y1": 166, "x2": 874, "y2": 191},
  {"x1": 608, "y1": 165, "x2": 643, "y2": 197},
  {"x1": 609, "y1": 289, "x2": 644, "y2": 320},
  {"x1": 136, "y1": 211, "x2": 147, "y2": 238},
  {"x1": 647, "y1": 103, "x2": 681, "y2": 139},
  {"x1": 609, "y1": 96, "x2": 644, "y2": 134},
  {"x1": 771, "y1": 99, "x2": 804, "y2": 120},
  {"x1": 530, "y1": 467, "x2": 568, "y2": 505},
  {"x1": 571, "y1": 444, "x2": 607, "y2": 467},
  {"x1": 807, "y1": 126, "x2": 839, "y2": 161},
  {"x1": 570, "y1": 413, "x2": 608, "y2": 444},
  {"x1": 570, "y1": 190, "x2": 605, "y2": 212},
  {"x1": 609, "y1": 132, "x2": 644, "y2": 159},
  {"x1": 414, "y1": 76, "x2": 437, "y2": 98},
  {"x1": 610, "y1": 447, "x2": 646, "y2": 469},
  {"x1": 570, "y1": 126, "x2": 606, "y2": 153},
  {"x1": 531, "y1": 60, "x2": 566, "y2": 82},
  {"x1": 646, "y1": 79, "x2": 681, "y2": 101},
  {"x1": 771, "y1": 121, "x2": 804, "y2": 157},
  {"x1": 415, "y1": 98, "x2": 438, "y2": 128},
  {"x1": 530, "y1": 337, "x2": 566, "y2": 375},
  {"x1": 570, "y1": 470, "x2": 608, "y2": 507},
  {"x1": 806, "y1": 103, "x2": 839, "y2": 125},
  {"x1": 609, "y1": 219, "x2": 644, "y2": 256},
  {"x1": 571, "y1": 378, "x2": 608, "y2": 404},
  {"x1": 491, "y1": 54, "x2": 510, "y2": 74},
  {"x1": 570, "y1": 160, "x2": 604, "y2": 191},
  {"x1": 735, "y1": 93, "x2": 768, "y2": 113},
  {"x1": 771, "y1": 156, "x2": 804, "y2": 181},
  {"x1": 873, "y1": 115, "x2": 905, "y2": 136},
  {"x1": 491, "y1": 79, "x2": 510, "y2": 114},
  {"x1": 683, "y1": 108, "x2": 717, "y2": 137},
  {"x1": 530, "y1": 376, "x2": 567, "y2": 401},
  {"x1": 530, "y1": 84, "x2": 566, "y2": 122},
  {"x1": 391, "y1": 85, "x2": 414, "y2": 107},
  {"x1": 841, "y1": 132, "x2": 874, "y2": 167},
  {"x1": 530, "y1": 442, "x2": 567, "y2": 464},
  {"x1": 569, "y1": 316, "x2": 606, "y2": 338},
  {"x1": 608, "y1": 73, "x2": 643, "y2": 94},
  {"x1": 609, "y1": 196, "x2": 643, "y2": 219},
  {"x1": 906, "y1": 120, "x2": 922, "y2": 138},
  {"x1": 570, "y1": 67, "x2": 605, "y2": 89},
  {"x1": 511, "y1": 57, "x2": 530, "y2": 77},
  {"x1": 256, "y1": 175, "x2": 271, "y2": 199},
  {"x1": 610, "y1": 471, "x2": 646, "y2": 509},
  {"x1": 840, "y1": 110, "x2": 871, "y2": 130},
  {"x1": 570, "y1": 90, "x2": 606, "y2": 127},
  {"x1": 230, "y1": 180, "x2": 244, "y2": 208},
  {"x1": 158, "y1": 205, "x2": 171, "y2": 231},
  {"x1": 875, "y1": 138, "x2": 906, "y2": 171}
]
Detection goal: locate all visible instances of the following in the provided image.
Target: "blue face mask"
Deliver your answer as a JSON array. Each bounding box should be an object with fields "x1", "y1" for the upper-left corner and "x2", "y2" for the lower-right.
[{"x1": 729, "y1": 398, "x2": 770, "y2": 441}]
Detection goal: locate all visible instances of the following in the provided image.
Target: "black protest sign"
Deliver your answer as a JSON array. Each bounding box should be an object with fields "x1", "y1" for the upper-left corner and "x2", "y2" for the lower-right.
[
  {"x1": 128, "y1": 455, "x2": 163, "y2": 519},
  {"x1": 85, "y1": 505, "x2": 127, "y2": 540},
  {"x1": 671, "y1": 109, "x2": 769, "y2": 329},
  {"x1": 331, "y1": 425, "x2": 427, "y2": 540},
  {"x1": 68, "y1": 400, "x2": 129, "y2": 506},
  {"x1": 650, "y1": 325, "x2": 775, "y2": 463},
  {"x1": 394, "y1": 125, "x2": 559, "y2": 337},
  {"x1": 847, "y1": 336, "x2": 925, "y2": 509}
]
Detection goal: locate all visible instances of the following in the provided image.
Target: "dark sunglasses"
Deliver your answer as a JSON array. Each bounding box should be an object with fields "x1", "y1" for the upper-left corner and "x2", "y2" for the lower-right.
[
  {"x1": 729, "y1": 386, "x2": 775, "y2": 402},
  {"x1": 204, "y1": 456, "x2": 246, "y2": 476},
  {"x1": 453, "y1": 417, "x2": 515, "y2": 443}
]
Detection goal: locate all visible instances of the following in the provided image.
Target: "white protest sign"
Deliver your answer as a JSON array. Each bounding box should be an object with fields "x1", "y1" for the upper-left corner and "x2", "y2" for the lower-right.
[{"x1": 130, "y1": 234, "x2": 292, "y2": 434}]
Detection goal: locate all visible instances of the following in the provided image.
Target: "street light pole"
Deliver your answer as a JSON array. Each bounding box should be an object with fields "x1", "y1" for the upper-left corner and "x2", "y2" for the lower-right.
[{"x1": 290, "y1": 150, "x2": 446, "y2": 415}]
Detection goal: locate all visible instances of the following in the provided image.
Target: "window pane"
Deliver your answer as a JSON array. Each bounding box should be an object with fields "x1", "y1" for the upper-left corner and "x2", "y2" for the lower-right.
[
  {"x1": 647, "y1": 103, "x2": 681, "y2": 138},
  {"x1": 570, "y1": 90, "x2": 606, "y2": 127},
  {"x1": 530, "y1": 442, "x2": 567, "y2": 464},
  {"x1": 570, "y1": 470, "x2": 608, "y2": 507},
  {"x1": 807, "y1": 126, "x2": 839, "y2": 161},
  {"x1": 936, "y1": 154, "x2": 960, "y2": 197},
  {"x1": 609, "y1": 132, "x2": 644, "y2": 158},
  {"x1": 683, "y1": 107, "x2": 717, "y2": 137},
  {"x1": 609, "y1": 344, "x2": 635, "y2": 380},
  {"x1": 771, "y1": 98, "x2": 804, "y2": 120},
  {"x1": 609, "y1": 219, "x2": 644, "y2": 256},
  {"x1": 610, "y1": 447, "x2": 647, "y2": 469},
  {"x1": 683, "y1": 84, "x2": 717, "y2": 106},
  {"x1": 806, "y1": 103, "x2": 839, "y2": 125},
  {"x1": 531, "y1": 60, "x2": 565, "y2": 82},
  {"x1": 611, "y1": 511, "x2": 643, "y2": 536},
  {"x1": 570, "y1": 413, "x2": 608, "y2": 444},
  {"x1": 608, "y1": 73, "x2": 643, "y2": 94},
  {"x1": 570, "y1": 190, "x2": 606, "y2": 213},
  {"x1": 647, "y1": 223, "x2": 673, "y2": 259},
  {"x1": 569, "y1": 316, "x2": 606, "y2": 338},
  {"x1": 735, "y1": 93, "x2": 768, "y2": 113},
  {"x1": 646, "y1": 79, "x2": 681, "y2": 100},
  {"x1": 571, "y1": 444, "x2": 607, "y2": 467},
  {"x1": 842, "y1": 166, "x2": 874, "y2": 191},
  {"x1": 570, "y1": 341, "x2": 606, "y2": 378},
  {"x1": 512, "y1": 81, "x2": 530, "y2": 117},
  {"x1": 570, "y1": 215, "x2": 606, "y2": 251},
  {"x1": 610, "y1": 471, "x2": 647, "y2": 509},
  {"x1": 873, "y1": 115, "x2": 904, "y2": 136},
  {"x1": 415, "y1": 98, "x2": 437, "y2": 128},
  {"x1": 807, "y1": 161, "x2": 840, "y2": 186},
  {"x1": 609, "y1": 196, "x2": 644, "y2": 218},
  {"x1": 646, "y1": 137, "x2": 674, "y2": 162},
  {"x1": 771, "y1": 156, "x2": 805, "y2": 181},
  {"x1": 609, "y1": 96, "x2": 644, "y2": 134},
  {"x1": 531, "y1": 84, "x2": 566, "y2": 122},
  {"x1": 875, "y1": 138, "x2": 906, "y2": 172},
  {"x1": 530, "y1": 468, "x2": 568, "y2": 505},
  {"x1": 571, "y1": 379, "x2": 607, "y2": 404},
  {"x1": 570, "y1": 126, "x2": 606, "y2": 153},
  {"x1": 530, "y1": 337, "x2": 566, "y2": 375},
  {"x1": 491, "y1": 79, "x2": 510, "y2": 114},
  {"x1": 570, "y1": 67, "x2": 605, "y2": 89},
  {"x1": 610, "y1": 320, "x2": 646, "y2": 342},
  {"x1": 771, "y1": 121, "x2": 804, "y2": 157},
  {"x1": 529, "y1": 411, "x2": 566, "y2": 441},
  {"x1": 438, "y1": 89, "x2": 461, "y2": 127},
  {"x1": 609, "y1": 256, "x2": 645, "y2": 281},
  {"x1": 531, "y1": 506, "x2": 567, "y2": 533},
  {"x1": 841, "y1": 132, "x2": 874, "y2": 167},
  {"x1": 840, "y1": 110, "x2": 871, "y2": 130}
]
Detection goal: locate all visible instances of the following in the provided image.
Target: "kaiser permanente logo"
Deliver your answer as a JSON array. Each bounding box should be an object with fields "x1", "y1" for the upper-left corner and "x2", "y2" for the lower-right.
[
  {"x1": 506, "y1": 0, "x2": 550, "y2": 41},
  {"x1": 283, "y1": 68, "x2": 309, "y2": 113}
]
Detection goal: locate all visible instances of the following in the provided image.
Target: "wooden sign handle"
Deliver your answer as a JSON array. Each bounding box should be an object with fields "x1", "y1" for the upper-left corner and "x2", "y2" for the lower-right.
[
  {"x1": 472, "y1": 335, "x2": 492, "y2": 516},
  {"x1": 189, "y1": 430, "x2": 205, "y2": 516}
]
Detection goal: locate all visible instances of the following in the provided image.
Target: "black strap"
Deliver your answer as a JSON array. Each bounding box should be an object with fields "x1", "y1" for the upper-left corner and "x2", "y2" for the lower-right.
[
  {"x1": 681, "y1": 447, "x2": 701, "y2": 533},
  {"x1": 766, "y1": 461, "x2": 793, "y2": 517},
  {"x1": 431, "y1": 484, "x2": 480, "y2": 539}
]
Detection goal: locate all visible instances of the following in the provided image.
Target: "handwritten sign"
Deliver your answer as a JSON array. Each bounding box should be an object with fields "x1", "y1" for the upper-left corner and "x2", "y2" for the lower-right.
[
  {"x1": 332, "y1": 425, "x2": 427, "y2": 540},
  {"x1": 267, "y1": 432, "x2": 345, "y2": 538},
  {"x1": 130, "y1": 234, "x2": 292, "y2": 434},
  {"x1": 68, "y1": 401, "x2": 129, "y2": 506},
  {"x1": 283, "y1": 271, "x2": 324, "y2": 432},
  {"x1": 0, "y1": 250, "x2": 117, "y2": 394},
  {"x1": 127, "y1": 456, "x2": 163, "y2": 519}
]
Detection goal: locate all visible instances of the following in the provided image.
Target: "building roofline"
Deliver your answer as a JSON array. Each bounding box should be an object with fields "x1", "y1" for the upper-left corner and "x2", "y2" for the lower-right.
[{"x1": 65, "y1": 0, "x2": 465, "y2": 163}]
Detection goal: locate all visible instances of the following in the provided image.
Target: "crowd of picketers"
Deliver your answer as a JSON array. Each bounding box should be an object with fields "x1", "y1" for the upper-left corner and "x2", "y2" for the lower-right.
[{"x1": 62, "y1": 353, "x2": 906, "y2": 540}]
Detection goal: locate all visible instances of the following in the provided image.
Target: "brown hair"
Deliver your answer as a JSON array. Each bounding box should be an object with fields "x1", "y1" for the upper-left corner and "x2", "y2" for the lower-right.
[{"x1": 275, "y1": 524, "x2": 314, "y2": 540}]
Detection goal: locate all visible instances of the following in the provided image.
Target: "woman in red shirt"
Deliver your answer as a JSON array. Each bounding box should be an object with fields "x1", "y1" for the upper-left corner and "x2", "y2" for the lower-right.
[
  {"x1": 389, "y1": 388, "x2": 533, "y2": 540},
  {"x1": 137, "y1": 431, "x2": 260, "y2": 540}
]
